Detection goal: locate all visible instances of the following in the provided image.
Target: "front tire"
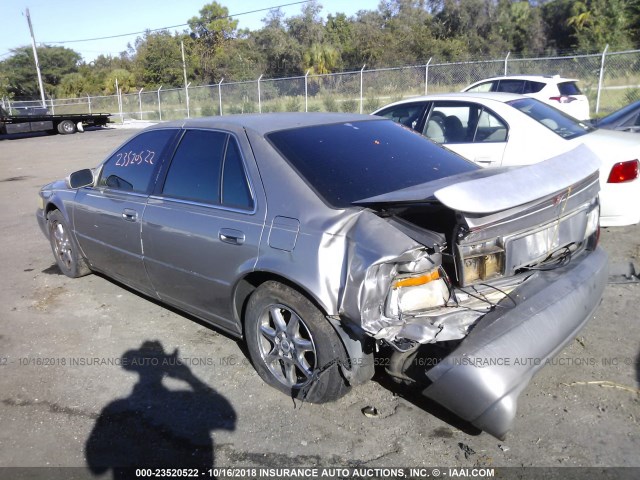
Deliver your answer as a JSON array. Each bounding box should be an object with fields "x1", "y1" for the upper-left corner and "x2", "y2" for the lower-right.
[
  {"x1": 245, "y1": 281, "x2": 350, "y2": 403},
  {"x1": 47, "y1": 210, "x2": 90, "y2": 278}
]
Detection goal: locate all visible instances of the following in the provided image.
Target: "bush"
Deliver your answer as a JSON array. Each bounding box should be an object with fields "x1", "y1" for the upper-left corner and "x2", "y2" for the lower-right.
[
  {"x1": 624, "y1": 88, "x2": 640, "y2": 104},
  {"x1": 341, "y1": 98, "x2": 358, "y2": 113},
  {"x1": 364, "y1": 96, "x2": 381, "y2": 113},
  {"x1": 322, "y1": 95, "x2": 338, "y2": 112},
  {"x1": 285, "y1": 96, "x2": 302, "y2": 112},
  {"x1": 200, "y1": 104, "x2": 216, "y2": 117},
  {"x1": 262, "y1": 100, "x2": 283, "y2": 113}
]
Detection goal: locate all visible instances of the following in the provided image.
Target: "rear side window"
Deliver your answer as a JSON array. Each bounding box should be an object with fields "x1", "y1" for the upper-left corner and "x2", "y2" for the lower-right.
[
  {"x1": 162, "y1": 130, "x2": 226, "y2": 204},
  {"x1": 558, "y1": 82, "x2": 582, "y2": 95},
  {"x1": 99, "y1": 130, "x2": 175, "y2": 193},
  {"x1": 496, "y1": 79, "x2": 525, "y2": 94},
  {"x1": 523, "y1": 81, "x2": 545, "y2": 94},
  {"x1": 267, "y1": 119, "x2": 477, "y2": 208},
  {"x1": 222, "y1": 139, "x2": 253, "y2": 209}
]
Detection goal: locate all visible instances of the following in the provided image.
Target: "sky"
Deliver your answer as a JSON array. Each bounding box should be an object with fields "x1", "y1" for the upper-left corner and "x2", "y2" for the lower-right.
[{"x1": 0, "y1": 0, "x2": 379, "y2": 63}]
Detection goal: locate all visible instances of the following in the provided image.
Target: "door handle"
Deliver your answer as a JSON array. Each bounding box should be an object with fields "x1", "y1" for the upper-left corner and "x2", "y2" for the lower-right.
[
  {"x1": 219, "y1": 228, "x2": 245, "y2": 245},
  {"x1": 122, "y1": 209, "x2": 138, "y2": 222}
]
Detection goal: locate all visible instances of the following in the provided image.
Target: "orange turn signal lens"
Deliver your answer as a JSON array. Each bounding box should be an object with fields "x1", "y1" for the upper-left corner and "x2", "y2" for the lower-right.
[{"x1": 392, "y1": 270, "x2": 440, "y2": 288}]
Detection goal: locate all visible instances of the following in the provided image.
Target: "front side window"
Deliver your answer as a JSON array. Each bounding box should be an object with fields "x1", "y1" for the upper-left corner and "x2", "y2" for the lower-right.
[
  {"x1": 98, "y1": 130, "x2": 175, "y2": 193},
  {"x1": 424, "y1": 103, "x2": 507, "y2": 144},
  {"x1": 375, "y1": 103, "x2": 427, "y2": 130},
  {"x1": 465, "y1": 81, "x2": 494, "y2": 93}
]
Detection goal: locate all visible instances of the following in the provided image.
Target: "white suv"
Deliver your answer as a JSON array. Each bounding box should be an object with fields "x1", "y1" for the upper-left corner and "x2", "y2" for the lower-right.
[{"x1": 463, "y1": 75, "x2": 590, "y2": 120}]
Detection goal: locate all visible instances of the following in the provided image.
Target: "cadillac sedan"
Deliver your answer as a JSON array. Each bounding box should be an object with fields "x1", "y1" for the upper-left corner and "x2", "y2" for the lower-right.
[{"x1": 37, "y1": 113, "x2": 607, "y2": 439}]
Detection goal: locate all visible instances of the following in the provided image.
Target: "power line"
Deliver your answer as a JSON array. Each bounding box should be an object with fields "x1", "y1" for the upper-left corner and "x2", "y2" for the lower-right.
[{"x1": 43, "y1": 0, "x2": 312, "y2": 44}]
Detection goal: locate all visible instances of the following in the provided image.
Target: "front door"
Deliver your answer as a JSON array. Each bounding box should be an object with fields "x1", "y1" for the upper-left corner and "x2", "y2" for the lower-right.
[{"x1": 73, "y1": 129, "x2": 178, "y2": 294}]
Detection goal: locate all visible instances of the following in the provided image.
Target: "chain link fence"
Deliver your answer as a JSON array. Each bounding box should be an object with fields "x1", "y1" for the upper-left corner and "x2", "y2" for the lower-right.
[{"x1": 5, "y1": 48, "x2": 640, "y2": 121}]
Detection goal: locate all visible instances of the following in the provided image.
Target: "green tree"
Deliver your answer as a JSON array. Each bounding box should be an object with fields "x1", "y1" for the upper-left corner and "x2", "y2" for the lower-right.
[
  {"x1": 568, "y1": 0, "x2": 634, "y2": 51},
  {"x1": 496, "y1": 1, "x2": 546, "y2": 55},
  {"x1": 252, "y1": 9, "x2": 303, "y2": 77},
  {"x1": 56, "y1": 72, "x2": 89, "y2": 97},
  {"x1": 103, "y1": 68, "x2": 136, "y2": 94},
  {"x1": 188, "y1": 2, "x2": 239, "y2": 82},
  {"x1": 302, "y1": 43, "x2": 340, "y2": 74},
  {"x1": 542, "y1": 0, "x2": 576, "y2": 52},
  {"x1": 132, "y1": 30, "x2": 186, "y2": 88},
  {"x1": 1, "y1": 45, "x2": 81, "y2": 98}
]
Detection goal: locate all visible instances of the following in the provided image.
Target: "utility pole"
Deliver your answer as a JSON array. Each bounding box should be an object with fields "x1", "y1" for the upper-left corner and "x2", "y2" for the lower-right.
[
  {"x1": 25, "y1": 9, "x2": 47, "y2": 108},
  {"x1": 181, "y1": 40, "x2": 190, "y2": 118}
]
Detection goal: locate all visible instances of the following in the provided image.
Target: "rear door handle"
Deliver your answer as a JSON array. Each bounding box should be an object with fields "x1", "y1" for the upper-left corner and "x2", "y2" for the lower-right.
[
  {"x1": 122, "y1": 208, "x2": 138, "y2": 222},
  {"x1": 219, "y1": 228, "x2": 245, "y2": 245}
]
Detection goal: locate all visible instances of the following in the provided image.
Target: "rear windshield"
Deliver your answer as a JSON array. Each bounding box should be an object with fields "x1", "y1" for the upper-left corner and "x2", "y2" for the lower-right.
[
  {"x1": 267, "y1": 120, "x2": 477, "y2": 208},
  {"x1": 558, "y1": 81, "x2": 582, "y2": 96},
  {"x1": 507, "y1": 98, "x2": 593, "y2": 140}
]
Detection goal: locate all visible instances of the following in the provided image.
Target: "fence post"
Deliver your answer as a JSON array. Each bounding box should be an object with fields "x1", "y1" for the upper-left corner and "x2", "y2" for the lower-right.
[
  {"x1": 87, "y1": 95, "x2": 92, "y2": 114},
  {"x1": 218, "y1": 78, "x2": 224, "y2": 116},
  {"x1": 49, "y1": 97, "x2": 55, "y2": 115},
  {"x1": 504, "y1": 51, "x2": 510, "y2": 75},
  {"x1": 304, "y1": 69, "x2": 311, "y2": 112},
  {"x1": 424, "y1": 57, "x2": 433, "y2": 95},
  {"x1": 596, "y1": 44, "x2": 609, "y2": 115},
  {"x1": 359, "y1": 64, "x2": 366, "y2": 114},
  {"x1": 257, "y1": 74, "x2": 263, "y2": 113},
  {"x1": 138, "y1": 87, "x2": 144, "y2": 120},
  {"x1": 186, "y1": 83, "x2": 191, "y2": 118},
  {"x1": 157, "y1": 86, "x2": 163, "y2": 121}
]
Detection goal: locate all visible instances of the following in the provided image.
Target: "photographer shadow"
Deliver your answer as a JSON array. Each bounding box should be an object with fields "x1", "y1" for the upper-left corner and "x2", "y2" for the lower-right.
[{"x1": 85, "y1": 340, "x2": 236, "y2": 478}]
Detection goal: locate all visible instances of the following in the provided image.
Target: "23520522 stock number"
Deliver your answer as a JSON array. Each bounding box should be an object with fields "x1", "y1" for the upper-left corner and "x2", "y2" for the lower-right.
[{"x1": 135, "y1": 468, "x2": 259, "y2": 477}]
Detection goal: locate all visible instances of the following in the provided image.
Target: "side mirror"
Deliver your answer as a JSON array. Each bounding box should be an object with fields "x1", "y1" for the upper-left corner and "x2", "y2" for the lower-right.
[{"x1": 67, "y1": 169, "x2": 94, "y2": 189}]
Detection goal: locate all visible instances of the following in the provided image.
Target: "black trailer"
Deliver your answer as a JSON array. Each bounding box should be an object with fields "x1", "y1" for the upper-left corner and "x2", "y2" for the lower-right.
[{"x1": 0, "y1": 106, "x2": 110, "y2": 135}]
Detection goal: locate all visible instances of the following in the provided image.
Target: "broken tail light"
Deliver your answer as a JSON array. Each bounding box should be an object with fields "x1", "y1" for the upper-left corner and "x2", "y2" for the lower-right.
[
  {"x1": 386, "y1": 268, "x2": 450, "y2": 317},
  {"x1": 457, "y1": 240, "x2": 505, "y2": 286},
  {"x1": 607, "y1": 160, "x2": 639, "y2": 183}
]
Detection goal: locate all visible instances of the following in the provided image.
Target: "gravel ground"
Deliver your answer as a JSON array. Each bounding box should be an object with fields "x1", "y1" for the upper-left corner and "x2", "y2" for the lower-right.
[{"x1": 0, "y1": 127, "x2": 638, "y2": 476}]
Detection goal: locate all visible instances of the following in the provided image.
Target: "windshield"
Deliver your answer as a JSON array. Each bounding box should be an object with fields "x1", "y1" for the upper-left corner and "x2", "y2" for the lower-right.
[
  {"x1": 507, "y1": 97, "x2": 593, "y2": 140},
  {"x1": 267, "y1": 119, "x2": 478, "y2": 208}
]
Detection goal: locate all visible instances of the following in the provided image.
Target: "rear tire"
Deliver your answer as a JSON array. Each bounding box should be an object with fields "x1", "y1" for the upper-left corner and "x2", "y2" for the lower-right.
[
  {"x1": 245, "y1": 281, "x2": 350, "y2": 403},
  {"x1": 57, "y1": 120, "x2": 76, "y2": 135},
  {"x1": 47, "y1": 210, "x2": 90, "y2": 278}
]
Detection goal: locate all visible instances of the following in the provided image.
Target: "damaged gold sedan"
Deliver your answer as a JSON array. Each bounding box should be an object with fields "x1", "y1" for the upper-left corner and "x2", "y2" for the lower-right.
[{"x1": 37, "y1": 113, "x2": 607, "y2": 439}]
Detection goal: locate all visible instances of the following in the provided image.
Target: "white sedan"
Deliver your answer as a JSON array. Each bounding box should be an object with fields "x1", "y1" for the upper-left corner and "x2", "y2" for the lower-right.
[{"x1": 373, "y1": 92, "x2": 640, "y2": 227}]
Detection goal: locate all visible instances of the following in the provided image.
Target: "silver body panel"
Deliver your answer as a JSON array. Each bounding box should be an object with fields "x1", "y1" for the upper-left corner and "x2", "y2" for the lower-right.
[{"x1": 37, "y1": 113, "x2": 607, "y2": 438}]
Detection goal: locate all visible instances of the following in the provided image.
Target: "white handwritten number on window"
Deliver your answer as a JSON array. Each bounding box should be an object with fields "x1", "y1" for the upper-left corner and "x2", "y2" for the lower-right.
[{"x1": 115, "y1": 150, "x2": 155, "y2": 167}]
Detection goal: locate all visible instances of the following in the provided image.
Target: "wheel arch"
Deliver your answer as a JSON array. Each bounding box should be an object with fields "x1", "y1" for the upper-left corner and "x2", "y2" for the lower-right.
[
  {"x1": 233, "y1": 270, "x2": 375, "y2": 386},
  {"x1": 234, "y1": 271, "x2": 332, "y2": 336}
]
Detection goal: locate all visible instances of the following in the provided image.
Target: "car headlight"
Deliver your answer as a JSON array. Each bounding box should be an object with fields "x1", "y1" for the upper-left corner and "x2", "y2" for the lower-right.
[
  {"x1": 457, "y1": 239, "x2": 505, "y2": 286},
  {"x1": 37, "y1": 195, "x2": 45, "y2": 210},
  {"x1": 386, "y1": 268, "x2": 450, "y2": 317}
]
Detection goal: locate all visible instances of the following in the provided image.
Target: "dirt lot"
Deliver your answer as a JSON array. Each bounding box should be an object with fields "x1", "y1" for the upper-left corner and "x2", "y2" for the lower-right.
[{"x1": 0, "y1": 128, "x2": 639, "y2": 475}]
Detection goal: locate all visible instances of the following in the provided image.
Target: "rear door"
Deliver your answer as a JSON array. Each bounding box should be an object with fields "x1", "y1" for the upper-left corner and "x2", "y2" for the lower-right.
[
  {"x1": 73, "y1": 129, "x2": 178, "y2": 294},
  {"x1": 141, "y1": 128, "x2": 266, "y2": 333}
]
